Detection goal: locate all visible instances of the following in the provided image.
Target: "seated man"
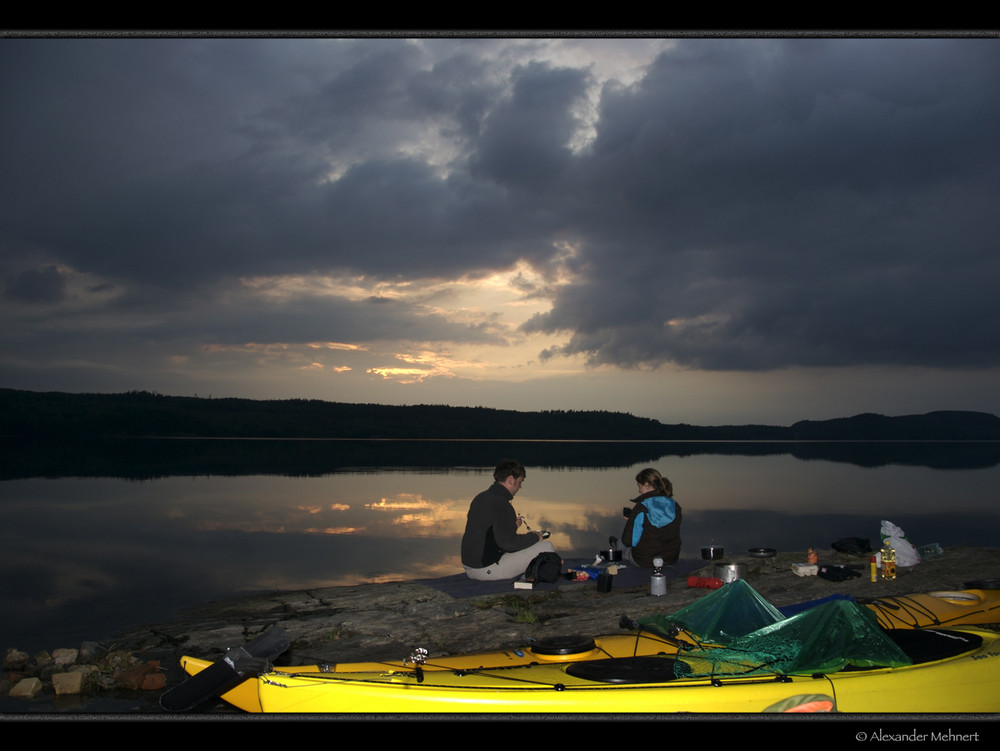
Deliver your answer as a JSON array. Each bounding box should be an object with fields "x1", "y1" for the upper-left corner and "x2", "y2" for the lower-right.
[{"x1": 461, "y1": 458, "x2": 557, "y2": 581}]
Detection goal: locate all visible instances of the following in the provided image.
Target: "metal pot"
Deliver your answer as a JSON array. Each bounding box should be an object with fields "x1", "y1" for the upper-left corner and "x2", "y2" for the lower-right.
[
  {"x1": 714, "y1": 563, "x2": 747, "y2": 583},
  {"x1": 747, "y1": 548, "x2": 777, "y2": 558},
  {"x1": 701, "y1": 545, "x2": 725, "y2": 561}
]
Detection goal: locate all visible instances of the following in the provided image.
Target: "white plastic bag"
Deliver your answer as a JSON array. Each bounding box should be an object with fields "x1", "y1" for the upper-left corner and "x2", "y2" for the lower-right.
[{"x1": 880, "y1": 520, "x2": 922, "y2": 567}]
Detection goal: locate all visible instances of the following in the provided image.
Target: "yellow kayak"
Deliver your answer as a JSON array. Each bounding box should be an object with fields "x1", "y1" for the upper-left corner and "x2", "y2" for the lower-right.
[
  {"x1": 863, "y1": 588, "x2": 1000, "y2": 629},
  {"x1": 177, "y1": 631, "x2": 684, "y2": 713},
  {"x1": 179, "y1": 626, "x2": 1000, "y2": 713},
  {"x1": 169, "y1": 584, "x2": 1000, "y2": 714}
]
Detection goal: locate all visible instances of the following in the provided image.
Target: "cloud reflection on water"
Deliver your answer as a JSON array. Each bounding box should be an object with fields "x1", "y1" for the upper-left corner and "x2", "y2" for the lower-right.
[{"x1": 3, "y1": 441, "x2": 1000, "y2": 653}]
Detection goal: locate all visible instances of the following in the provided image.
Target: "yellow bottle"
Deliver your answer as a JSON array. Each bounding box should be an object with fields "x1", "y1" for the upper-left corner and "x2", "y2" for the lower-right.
[{"x1": 881, "y1": 546, "x2": 897, "y2": 581}]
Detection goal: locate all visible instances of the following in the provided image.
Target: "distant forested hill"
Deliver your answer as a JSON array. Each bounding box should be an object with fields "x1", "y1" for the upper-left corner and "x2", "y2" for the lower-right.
[{"x1": 2, "y1": 388, "x2": 999, "y2": 440}]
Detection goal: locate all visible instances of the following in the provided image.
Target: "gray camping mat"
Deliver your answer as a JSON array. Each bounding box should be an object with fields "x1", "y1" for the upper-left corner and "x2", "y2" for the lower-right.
[{"x1": 421, "y1": 557, "x2": 704, "y2": 599}]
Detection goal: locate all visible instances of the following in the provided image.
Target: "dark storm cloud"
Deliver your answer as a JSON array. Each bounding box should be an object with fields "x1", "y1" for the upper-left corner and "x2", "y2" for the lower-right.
[
  {"x1": 11, "y1": 279, "x2": 500, "y2": 355},
  {"x1": 3, "y1": 265, "x2": 67, "y2": 304},
  {"x1": 470, "y1": 61, "x2": 589, "y2": 191},
  {"x1": 0, "y1": 39, "x2": 567, "y2": 288},
  {"x1": 174, "y1": 288, "x2": 507, "y2": 347},
  {"x1": 2, "y1": 37, "x2": 998, "y2": 378},
  {"x1": 524, "y1": 39, "x2": 1000, "y2": 370}
]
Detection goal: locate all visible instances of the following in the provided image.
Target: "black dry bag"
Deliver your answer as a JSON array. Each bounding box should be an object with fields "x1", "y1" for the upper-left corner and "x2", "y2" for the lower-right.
[{"x1": 525, "y1": 552, "x2": 562, "y2": 583}]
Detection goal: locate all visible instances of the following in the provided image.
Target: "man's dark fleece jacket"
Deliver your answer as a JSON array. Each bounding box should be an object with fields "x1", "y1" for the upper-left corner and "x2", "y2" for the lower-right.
[{"x1": 461, "y1": 482, "x2": 538, "y2": 568}]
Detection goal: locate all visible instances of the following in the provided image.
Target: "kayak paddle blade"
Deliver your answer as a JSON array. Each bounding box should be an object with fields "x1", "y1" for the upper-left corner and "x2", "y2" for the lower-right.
[{"x1": 159, "y1": 626, "x2": 290, "y2": 712}]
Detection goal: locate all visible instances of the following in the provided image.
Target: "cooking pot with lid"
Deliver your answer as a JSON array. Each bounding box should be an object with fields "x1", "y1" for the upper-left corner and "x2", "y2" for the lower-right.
[{"x1": 701, "y1": 545, "x2": 725, "y2": 561}]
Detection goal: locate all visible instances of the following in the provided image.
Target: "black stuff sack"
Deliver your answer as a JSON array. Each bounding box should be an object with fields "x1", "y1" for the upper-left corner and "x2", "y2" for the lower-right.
[
  {"x1": 817, "y1": 564, "x2": 862, "y2": 582},
  {"x1": 525, "y1": 552, "x2": 562, "y2": 583}
]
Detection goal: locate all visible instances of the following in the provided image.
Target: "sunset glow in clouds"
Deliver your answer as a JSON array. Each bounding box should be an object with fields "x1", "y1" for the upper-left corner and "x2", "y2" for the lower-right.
[{"x1": 2, "y1": 36, "x2": 999, "y2": 424}]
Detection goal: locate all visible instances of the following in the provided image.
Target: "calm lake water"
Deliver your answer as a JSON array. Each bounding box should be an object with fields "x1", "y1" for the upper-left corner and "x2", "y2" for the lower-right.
[{"x1": 2, "y1": 437, "x2": 999, "y2": 653}]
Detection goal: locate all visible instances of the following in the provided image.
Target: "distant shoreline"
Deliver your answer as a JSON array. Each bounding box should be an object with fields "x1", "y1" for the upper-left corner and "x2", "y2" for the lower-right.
[{"x1": 4, "y1": 387, "x2": 1000, "y2": 441}]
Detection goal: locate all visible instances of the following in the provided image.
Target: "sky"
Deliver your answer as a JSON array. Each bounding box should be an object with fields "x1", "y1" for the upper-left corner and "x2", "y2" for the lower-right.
[{"x1": 2, "y1": 35, "x2": 999, "y2": 425}]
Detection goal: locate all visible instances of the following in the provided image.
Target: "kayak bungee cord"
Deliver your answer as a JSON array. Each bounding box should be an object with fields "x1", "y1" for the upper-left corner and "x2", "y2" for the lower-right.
[
  {"x1": 264, "y1": 620, "x2": 815, "y2": 695},
  {"x1": 617, "y1": 614, "x2": 696, "y2": 655},
  {"x1": 864, "y1": 592, "x2": 1000, "y2": 629},
  {"x1": 261, "y1": 650, "x2": 797, "y2": 694},
  {"x1": 865, "y1": 595, "x2": 942, "y2": 628},
  {"x1": 263, "y1": 630, "x2": 701, "y2": 692},
  {"x1": 283, "y1": 627, "x2": 689, "y2": 683},
  {"x1": 266, "y1": 665, "x2": 583, "y2": 690},
  {"x1": 266, "y1": 637, "x2": 787, "y2": 692},
  {"x1": 249, "y1": 615, "x2": 797, "y2": 696}
]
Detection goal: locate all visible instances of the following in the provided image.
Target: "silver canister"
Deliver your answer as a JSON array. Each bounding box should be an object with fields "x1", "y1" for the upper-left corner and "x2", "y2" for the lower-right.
[
  {"x1": 714, "y1": 563, "x2": 747, "y2": 583},
  {"x1": 650, "y1": 557, "x2": 667, "y2": 596}
]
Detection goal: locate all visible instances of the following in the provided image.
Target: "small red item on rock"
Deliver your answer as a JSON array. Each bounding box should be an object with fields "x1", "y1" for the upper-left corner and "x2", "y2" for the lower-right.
[{"x1": 687, "y1": 576, "x2": 724, "y2": 589}]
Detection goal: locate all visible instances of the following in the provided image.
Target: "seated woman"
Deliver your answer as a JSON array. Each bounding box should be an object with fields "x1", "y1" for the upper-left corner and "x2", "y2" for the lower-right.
[{"x1": 616, "y1": 467, "x2": 682, "y2": 568}]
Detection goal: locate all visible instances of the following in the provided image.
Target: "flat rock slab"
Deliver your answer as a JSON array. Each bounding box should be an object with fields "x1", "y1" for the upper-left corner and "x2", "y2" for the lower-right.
[{"x1": 104, "y1": 545, "x2": 1000, "y2": 712}]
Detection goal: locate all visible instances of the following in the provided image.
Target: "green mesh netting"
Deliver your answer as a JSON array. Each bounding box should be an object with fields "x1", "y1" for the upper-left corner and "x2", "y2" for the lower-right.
[
  {"x1": 640, "y1": 579, "x2": 785, "y2": 643},
  {"x1": 638, "y1": 581, "x2": 913, "y2": 678}
]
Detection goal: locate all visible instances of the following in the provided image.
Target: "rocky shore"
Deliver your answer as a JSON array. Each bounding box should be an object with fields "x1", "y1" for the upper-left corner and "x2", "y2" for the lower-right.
[{"x1": 5, "y1": 545, "x2": 1000, "y2": 715}]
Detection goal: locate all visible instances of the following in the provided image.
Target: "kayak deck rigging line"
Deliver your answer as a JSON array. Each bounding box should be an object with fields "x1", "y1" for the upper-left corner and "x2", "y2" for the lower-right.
[{"x1": 864, "y1": 591, "x2": 1000, "y2": 628}]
